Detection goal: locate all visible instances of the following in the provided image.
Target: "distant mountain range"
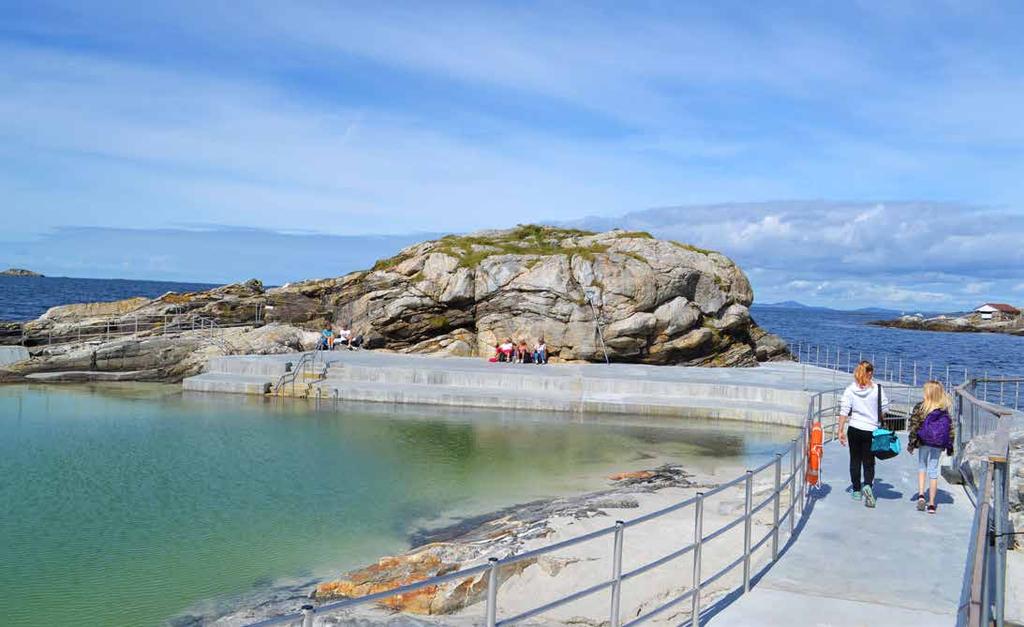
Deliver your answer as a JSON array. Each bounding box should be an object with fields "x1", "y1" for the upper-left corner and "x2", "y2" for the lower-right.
[{"x1": 754, "y1": 301, "x2": 904, "y2": 316}]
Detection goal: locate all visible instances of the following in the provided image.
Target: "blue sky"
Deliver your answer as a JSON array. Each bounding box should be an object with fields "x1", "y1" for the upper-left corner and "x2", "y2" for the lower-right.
[{"x1": 2, "y1": 1, "x2": 1023, "y2": 309}]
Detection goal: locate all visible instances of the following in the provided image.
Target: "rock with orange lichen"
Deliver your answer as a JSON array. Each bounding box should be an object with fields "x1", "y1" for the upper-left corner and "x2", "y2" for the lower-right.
[
  {"x1": 609, "y1": 470, "x2": 656, "y2": 481},
  {"x1": 314, "y1": 544, "x2": 530, "y2": 614}
]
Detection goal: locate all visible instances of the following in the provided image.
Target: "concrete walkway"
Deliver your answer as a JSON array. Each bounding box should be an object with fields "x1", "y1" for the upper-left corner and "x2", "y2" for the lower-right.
[{"x1": 712, "y1": 436, "x2": 973, "y2": 626}]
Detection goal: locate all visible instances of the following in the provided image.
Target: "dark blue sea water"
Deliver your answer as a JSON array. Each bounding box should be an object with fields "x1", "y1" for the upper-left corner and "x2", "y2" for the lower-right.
[
  {"x1": 0, "y1": 275, "x2": 217, "y2": 321},
  {"x1": 751, "y1": 305, "x2": 1024, "y2": 382}
]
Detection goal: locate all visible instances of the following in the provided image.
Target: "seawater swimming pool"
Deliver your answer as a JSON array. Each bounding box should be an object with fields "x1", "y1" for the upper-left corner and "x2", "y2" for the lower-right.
[{"x1": 0, "y1": 384, "x2": 798, "y2": 626}]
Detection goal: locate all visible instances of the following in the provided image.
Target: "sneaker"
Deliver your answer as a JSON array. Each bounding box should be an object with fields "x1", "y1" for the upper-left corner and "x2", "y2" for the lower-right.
[
  {"x1": 852, "y1": 490, "x2": 862, "y2": 501},
  {"x1": 917, "y1": 497, "x2": 926, "y2": 512},
  {"x1": 863, "y1": 485, "x2": 876, "y2": 508},
  {"x1": 927, "y1": 504, "x2": 936, "y2": 514}
]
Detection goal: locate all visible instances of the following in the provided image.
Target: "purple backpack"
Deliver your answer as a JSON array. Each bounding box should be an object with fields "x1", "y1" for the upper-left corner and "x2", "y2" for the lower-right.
[{"x1": 918, "y1": 409, "x2": 951, "y2": 449}]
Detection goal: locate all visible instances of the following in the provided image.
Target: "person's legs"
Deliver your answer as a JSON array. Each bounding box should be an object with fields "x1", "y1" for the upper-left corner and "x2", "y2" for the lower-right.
[
  {"x1": 925, "y1": 446, "x2": 941, "y2": 506},
  {"x1": 848, "y1": 427, "x2": 865, "y2": 492},
  {"x1": 862, "y1": 442, "x2": 876, "y2": 488}
]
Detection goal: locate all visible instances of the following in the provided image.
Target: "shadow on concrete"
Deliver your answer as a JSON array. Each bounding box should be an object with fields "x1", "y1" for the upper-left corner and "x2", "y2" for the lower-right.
[
  {"x1": 700, "y1": 483, "x2": 831, "y2": 625},
  {"x1": 870, "y1": 477, "x2": 903, "y2": 500},
  {"x1": 906, "y1": 488, "x2": 955, "y2": 505}
]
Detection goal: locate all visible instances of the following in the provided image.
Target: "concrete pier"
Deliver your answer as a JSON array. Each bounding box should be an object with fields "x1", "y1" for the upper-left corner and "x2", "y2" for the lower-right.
[
  {"x1": 184, "y1": 351, "x2": 853, "y2": 426},
  {"x1": 711, "y1": 435, "x2": 973, "y2": 626}
]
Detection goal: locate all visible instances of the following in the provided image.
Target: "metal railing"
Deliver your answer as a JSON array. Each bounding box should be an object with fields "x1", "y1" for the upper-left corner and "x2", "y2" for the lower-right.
[
  {"x1": 954, "y1": 378, "x2": 1021, "y2": 627},
  {"x1": 273, "y1": 351, "x2": 328, "y2": 397},
  {"x1": 247, "y1": 390, "x2": 854, "y2": 627},
  {"x1": 785, "y1": 338, "x2": 1023, "y2": 411},
  {"x1": 23, "y1": 311, "x2": 261, "y2": 347}
]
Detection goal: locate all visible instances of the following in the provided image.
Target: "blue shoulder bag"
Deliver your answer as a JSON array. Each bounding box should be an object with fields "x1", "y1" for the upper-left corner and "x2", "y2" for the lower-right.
[{"x1": 870, "y1": 384, "x2": 901, "y2": 459}]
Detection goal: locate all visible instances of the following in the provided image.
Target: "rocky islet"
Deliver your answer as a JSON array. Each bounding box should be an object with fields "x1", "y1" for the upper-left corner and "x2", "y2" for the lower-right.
[{"x1": 1, "y1": 226, "x2": 790, "y2": 382}]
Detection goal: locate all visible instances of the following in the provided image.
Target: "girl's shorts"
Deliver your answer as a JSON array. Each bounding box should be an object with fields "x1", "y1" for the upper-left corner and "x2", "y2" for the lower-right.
[{"x1": 917, "y1": 445, "x2": 943, "y2": 480}]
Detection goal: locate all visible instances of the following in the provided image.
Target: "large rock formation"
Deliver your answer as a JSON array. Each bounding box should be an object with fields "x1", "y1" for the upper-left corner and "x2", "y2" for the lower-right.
[
  {"x1": 2, "y1": 226, "x2": 788, "y2": 382},
  {"x1": 278, "y1": 226, "x2": 788, "y2": 366}
]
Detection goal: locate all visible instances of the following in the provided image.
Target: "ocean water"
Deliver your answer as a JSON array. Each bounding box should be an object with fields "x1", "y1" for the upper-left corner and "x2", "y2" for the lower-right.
[
  {"x1": 751, "y1": 305, "x2": 1024, "y2": 380},
  {"x1": 0, "y1": 275, "x2": 217, "y2": 321},
  {"x1": 0, "y1": 384, "x2": 796, "y2": 627}
]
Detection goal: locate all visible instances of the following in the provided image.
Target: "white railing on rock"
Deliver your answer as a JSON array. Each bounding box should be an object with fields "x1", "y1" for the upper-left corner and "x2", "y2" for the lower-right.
[
  {"x1": 26, "y1": 312, "x2": 260, "y2": 346},
  {"x1": 247, "y1": 390, "x2": 856, "y2": 627}
]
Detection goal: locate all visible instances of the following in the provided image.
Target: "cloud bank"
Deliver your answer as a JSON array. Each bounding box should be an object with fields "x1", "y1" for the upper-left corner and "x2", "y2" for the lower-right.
[{"x1": 573, "y1": 201, "x2": 1024, "y2": 310}]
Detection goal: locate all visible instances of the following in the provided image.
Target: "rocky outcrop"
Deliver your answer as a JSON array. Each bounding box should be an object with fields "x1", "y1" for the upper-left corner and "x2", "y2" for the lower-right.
[
  {"x1": 281, "y1": 226, "x2": 787, "y2": 366},
  {"x1": 963, "y1": 428, "x2": 1024, "y2": 547},
  {"x1": 4, "y1": 323, "x2": 318, "y2": 382},
  {"x1": 872, "y1": 314, "x2": 1024, "y2": 337},
  {"x1": 0, "y1": 268, "x2": 43, "y2": 277},
  {"x1": 4, "y1": 226, "x2": 789, "y2": 381}
]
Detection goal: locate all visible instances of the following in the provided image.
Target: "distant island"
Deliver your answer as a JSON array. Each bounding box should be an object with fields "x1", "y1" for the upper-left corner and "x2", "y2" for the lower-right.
[
  {"x1": 756, "y1": 301, "x2": 902, "y2": 316},
  {"x1": 1, "y1": 268, "x2": 44, "y2": 277},
  {"x1": 871, "y1": 304, "x2": 1024, "y2": 337}
]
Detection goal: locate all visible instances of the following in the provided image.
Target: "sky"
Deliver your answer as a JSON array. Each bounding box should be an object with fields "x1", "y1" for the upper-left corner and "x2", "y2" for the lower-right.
[{"x1": 1, "y1": 1, "x2": 1023, "y2": 309}]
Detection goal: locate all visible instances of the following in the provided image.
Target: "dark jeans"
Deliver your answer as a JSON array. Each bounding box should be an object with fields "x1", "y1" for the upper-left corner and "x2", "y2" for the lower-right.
[{"x1": 848, "y1": 426, "x2": 875, "y2": 492}]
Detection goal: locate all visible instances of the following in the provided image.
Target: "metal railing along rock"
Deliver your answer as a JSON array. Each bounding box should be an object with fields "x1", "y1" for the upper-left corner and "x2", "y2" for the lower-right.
[
  {"x1": 953, "y1": 378, "x2": 1021, "y2": 627},
  {"x1": 24, "y1": 312, "x2": 261, "y2": 346},
  {"x1": 247, "y1": 390, "x2": 850, "y2": 627}
]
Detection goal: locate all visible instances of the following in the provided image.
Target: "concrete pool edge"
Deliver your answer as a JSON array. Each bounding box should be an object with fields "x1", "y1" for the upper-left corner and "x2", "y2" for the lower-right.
[{"x1": 183, "y1": 352, "x2": 850, "y2": 427}]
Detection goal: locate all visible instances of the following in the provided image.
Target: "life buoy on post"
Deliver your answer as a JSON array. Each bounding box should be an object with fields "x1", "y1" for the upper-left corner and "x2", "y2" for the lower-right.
[{"x1": 805, "y1": 421, "x2": 823, "y2": 487}]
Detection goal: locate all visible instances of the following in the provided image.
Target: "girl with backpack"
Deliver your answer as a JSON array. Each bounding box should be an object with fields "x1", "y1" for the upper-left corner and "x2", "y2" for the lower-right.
[
  {"x1": 838, "y1": 361, "x2": 890, "y2": 508},
  {"x1": 907, "y1": 381, "x2": 955, "y2": 514}
]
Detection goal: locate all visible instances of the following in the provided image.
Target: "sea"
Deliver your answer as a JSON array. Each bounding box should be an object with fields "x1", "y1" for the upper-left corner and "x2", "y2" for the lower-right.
[{"x1": 1, "y1": 274, "x2": 1021, "y2": 380}]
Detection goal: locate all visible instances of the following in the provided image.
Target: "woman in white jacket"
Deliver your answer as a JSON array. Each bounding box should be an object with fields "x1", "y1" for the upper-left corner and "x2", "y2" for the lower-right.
[{"x1": 838, "y1": 361, "x2": 890, "y2": 508}]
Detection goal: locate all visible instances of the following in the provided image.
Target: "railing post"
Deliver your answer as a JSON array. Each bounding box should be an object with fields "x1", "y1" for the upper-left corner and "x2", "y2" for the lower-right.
[
  {"x1": 994, "y1": 460, "x2": 1008, "y2": 627},
  {"x1": 913, "y1": 361, "x2": 917, "y2": 386},
  {"x1": 743, "y1": 470, "x2": 753, "y2": 593},
  {"x1": 610, "y1": 520, "x2": 624, "y2": 627},
  {"x1": 692, "y1": 492, "x2": 704, "y2": 627},
  {"x1": 301, "y1": 604, "x2": 314, "y2": 627},
  {"x1": 485, "y1": 557, "x2": 499, "y2": 627},
  {"x1": 772, "y1": 453, "x2": 782, "y2": 560},
  {"x1": 789, "y1": 438, "x2": 797, "y2": 535}
]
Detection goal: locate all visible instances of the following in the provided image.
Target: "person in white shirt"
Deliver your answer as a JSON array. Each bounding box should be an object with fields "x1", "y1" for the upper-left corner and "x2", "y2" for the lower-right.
[
  {"x1": 838, "y1": 361, "x2": 890, "y2": 508},
  {"x1": 337, "y1": 323, "x2": 354, "y2": 350}
]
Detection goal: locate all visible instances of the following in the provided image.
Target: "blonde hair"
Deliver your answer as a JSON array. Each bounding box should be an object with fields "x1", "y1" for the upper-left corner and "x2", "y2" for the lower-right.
[
  {"x1": 853, "y1": 361, "x2": 875, "y2": 387},
  {"x1": 921, "y1": 380, "x2": 952, "y2": 414}
]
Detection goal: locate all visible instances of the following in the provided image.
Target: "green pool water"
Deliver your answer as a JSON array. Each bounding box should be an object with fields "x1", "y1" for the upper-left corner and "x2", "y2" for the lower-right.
[{"x1": 0, "y1": 384, "x2": 797, "y2": 626}]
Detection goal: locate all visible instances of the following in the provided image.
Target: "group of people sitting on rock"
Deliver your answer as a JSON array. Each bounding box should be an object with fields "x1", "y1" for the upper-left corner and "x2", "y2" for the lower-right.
[
  {"x1": 490, "y1": 337, "x2": 547, "y2": 364},
  {"x1": 317, "y1": 323, "x2": 363, "y2": 351}
]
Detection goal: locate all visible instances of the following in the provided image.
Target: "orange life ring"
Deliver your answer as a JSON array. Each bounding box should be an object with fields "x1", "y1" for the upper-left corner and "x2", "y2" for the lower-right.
[{"x1": 805, "y1": 421, "x2": 823, "y2": 486}]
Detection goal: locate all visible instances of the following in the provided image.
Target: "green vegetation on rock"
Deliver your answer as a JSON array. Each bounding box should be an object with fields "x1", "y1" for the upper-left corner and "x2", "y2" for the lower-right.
[{"x1": 433, "y1": 225, "x2": 608, "y2": 268}]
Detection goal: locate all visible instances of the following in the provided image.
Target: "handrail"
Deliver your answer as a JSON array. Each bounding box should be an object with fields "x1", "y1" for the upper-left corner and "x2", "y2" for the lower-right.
[
  {"x1": 954, "y1": 378, "x2": 1018, "y2": 627},
  {"x1": 27, "y1": 312, "x2": 259, "y2": 346},
  {"x1": 246, "y1": 389, "x2": 849, "y2": 627},
  {"x1": 273, "y1": 351, "x2": 319, "y2": 396}
]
